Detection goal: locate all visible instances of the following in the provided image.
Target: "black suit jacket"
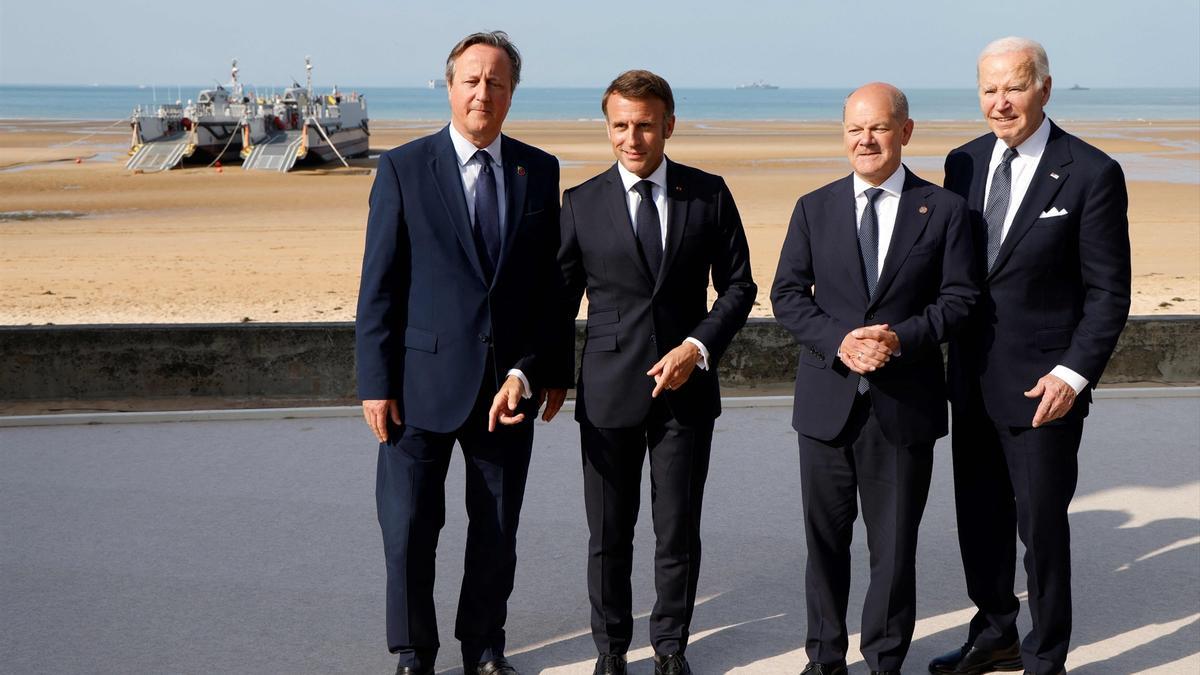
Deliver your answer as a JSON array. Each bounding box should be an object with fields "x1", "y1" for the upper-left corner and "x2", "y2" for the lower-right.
[
  {"x1": 944, "y1": 121, "x2": 1131, "y2": 426},
  {"x1": 559, "y1": 160, "x2": 756, "y2": 428},
  {"x1": 356, "y1": 126, "x2": 569, "y2": 433},
  {"x1": 771, "y1": 168, "x2": 978, "y2": 445}
]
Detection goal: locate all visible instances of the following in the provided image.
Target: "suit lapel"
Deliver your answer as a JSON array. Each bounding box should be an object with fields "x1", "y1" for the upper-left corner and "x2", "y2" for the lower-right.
[
  {"x1": 654, "y1": 160, "x2": 690, "y2": 296},
  {"x1": 967, "y1": 140, "x2": 991, "y2": 212},
  {"x1": 494, "y1": 135, "x2": 527, "y2": 283},
  {"x1": 832, "y1": 175, "x2": 870, "y2": 304},
  {"x1": 989, "y1": 122, "x2": 1072, "y2": 278},
  {"x1": 428, "y1": 127, "x2": 486, "y2": 284},
  {"x1": 603, "y1": 165, "x2": 656, "y2": 288},
  {"x1": 872, "y1": 169, "x2": 932, "y2": 307}
]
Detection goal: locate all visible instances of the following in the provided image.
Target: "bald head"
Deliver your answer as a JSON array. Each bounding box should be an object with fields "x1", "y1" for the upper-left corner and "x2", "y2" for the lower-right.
[
  {"x1": 842, "y1": 82, "x2": 914, "y2": 185},
  {"x1": 843, "y1": 82, "x2": 909, "y2": 123}
]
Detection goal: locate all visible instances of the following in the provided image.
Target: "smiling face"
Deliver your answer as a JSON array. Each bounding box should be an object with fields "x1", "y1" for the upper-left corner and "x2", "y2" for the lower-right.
[
  {"x1": 842, "y1": 84, "x2": 913, "y2": 185},
  {"x1": 604, "y1": 93, "x2": 675, "y2": 178},
  {"x1": 978, "y1": 49, "x2": 1051, "y2": 148},
  {"x1": 447, "y1": 44, "x2": 513, "y2": 147}
]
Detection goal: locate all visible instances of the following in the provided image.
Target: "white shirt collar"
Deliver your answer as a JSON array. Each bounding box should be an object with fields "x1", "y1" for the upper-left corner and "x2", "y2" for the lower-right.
[
  {"x1": 448, "y1": 123, "x2": 503, "y2": 168},
  {"x1": 617, "y1": 157, "x2": 669, "y2": 194},
  {"x1": 852, "y1": 164, "x2": 906, "y2": 199},
  {"x1": 991, "y1": 114, "x2": 1051, "y2": 164}
]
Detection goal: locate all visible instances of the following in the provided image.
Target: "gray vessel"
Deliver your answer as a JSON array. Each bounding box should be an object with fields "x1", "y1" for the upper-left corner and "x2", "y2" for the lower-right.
[
  {"x1": 127, "y1": 60, "x2": 266, "y2": 172},
  {"x1": 241, "y1": 57, "x2": 369, "y2": 172}
]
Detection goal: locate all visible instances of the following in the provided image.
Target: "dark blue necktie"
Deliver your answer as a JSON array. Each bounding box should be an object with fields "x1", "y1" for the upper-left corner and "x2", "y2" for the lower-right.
[
  {"x1": 633, "y1": 180, "x2": 663, "y2": 280},
  {"x1": 857, "y1": 187, "x2": 884, "y2": 394},
  {"x1": 859, "y1": 187, "x2": 884, "y2": 300},
  {"x1": 985, "y1": 147, "x2": 1019, "y2": 270},
  {"x1": 473, "y1": 150, "x2": 501, "y2": 279}
]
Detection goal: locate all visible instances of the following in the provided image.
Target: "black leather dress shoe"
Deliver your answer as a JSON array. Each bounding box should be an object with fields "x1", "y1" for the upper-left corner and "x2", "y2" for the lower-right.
[
  {"x1": 395, "y1": 666, "x2": 433, "y2": 675},
  {"x1": 928, "y1": 641, "x2": 1022, "y2": 674},
  {"x1": 1023, "y1": 671, "x2": 1065, "y2": 675},
  {"x1": 800, "y1": 662, "x2": 848, "y2": 675},
  {"x1": 476, "y1": 657, "x2": 519, "y2": 675},
  {"x1": 654, "y1": 652, "x2": 692, "y2": 675},
  {"x1": 872, "y1": 671, "x2": 901, "y2": 674},
  {"x1": 594, "y1": 653, "x2": 628, "y2": 675}
]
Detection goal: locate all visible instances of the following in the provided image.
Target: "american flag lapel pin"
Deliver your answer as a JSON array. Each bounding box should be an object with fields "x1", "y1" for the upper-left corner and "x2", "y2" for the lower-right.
[{"x1": 517, "y1": 165, "x2": 526, "y2": 176}]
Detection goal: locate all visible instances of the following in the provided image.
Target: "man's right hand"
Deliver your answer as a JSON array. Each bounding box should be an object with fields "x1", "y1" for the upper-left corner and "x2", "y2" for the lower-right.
[{"x1": 362, "y1": 399, "x2": 401, "y2": 443}]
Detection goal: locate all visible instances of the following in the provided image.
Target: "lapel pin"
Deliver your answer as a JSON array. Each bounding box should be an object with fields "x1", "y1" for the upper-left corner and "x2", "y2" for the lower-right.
[
  {"x1": 918, "y1": 205, "x2": 928, "y2": 214},
  {"x1": 516, "y1": 165, "x2": 526, "y2": 176},
  {"x1": 1050, "y1": 172, "x2": 1059, "y2": 180}
]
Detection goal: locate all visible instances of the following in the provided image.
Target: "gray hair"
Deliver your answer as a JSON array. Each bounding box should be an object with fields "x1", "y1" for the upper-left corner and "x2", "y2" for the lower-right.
[
  {"x1": 978, "y1": 36, "x2": 1051, "y2": 90},
  {"x1": 842, "y1": 83, "x2": 910, "y2": 122},
  {"x1": 445, "y1": 31, "x2": 522, "y2": 89}
]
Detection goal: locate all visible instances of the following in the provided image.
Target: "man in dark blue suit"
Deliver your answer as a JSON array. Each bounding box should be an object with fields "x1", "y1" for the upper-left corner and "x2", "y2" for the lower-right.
[
  {"x1": 356, "y1": 31, "x2": 570, "y2": 675},
  {"x1": 771, "y1": 83, "x2": 978, "y2": 675},
  {"x1": 929, "y1": 38, "x2": 1131, "y2": 675},
  {"x1": 558, "y1": 70, "x2": 756, "y2": 675}
]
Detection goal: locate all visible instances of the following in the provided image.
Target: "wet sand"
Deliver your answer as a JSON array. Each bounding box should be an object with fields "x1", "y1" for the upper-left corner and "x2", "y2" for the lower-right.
[{"x1": 1, "y1": 118, "x2": 1196, "y2": 324}]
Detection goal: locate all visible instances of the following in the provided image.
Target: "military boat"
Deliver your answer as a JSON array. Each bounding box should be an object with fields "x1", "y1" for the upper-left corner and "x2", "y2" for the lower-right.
[{"x1": 241, "y1": 57, "x2": 369, "y2": 172}]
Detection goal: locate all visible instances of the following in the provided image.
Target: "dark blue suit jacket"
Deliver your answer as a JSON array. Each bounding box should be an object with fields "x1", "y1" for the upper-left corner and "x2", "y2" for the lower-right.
[
  {"x1": 559, "y1": 161, "x2": 756, "y2": 428},
  {"x1": 944, "y1": 120, "x2": 1131, "y2": 426},
  {"x1": 356, "y1": 126, "x2": 568, "y2": 433},
  {"x1": 771, "y1": 168, "x2": 978, "y2": 445}
]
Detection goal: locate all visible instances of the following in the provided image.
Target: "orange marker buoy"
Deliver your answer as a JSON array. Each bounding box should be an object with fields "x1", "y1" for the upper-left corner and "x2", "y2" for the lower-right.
[
  {"x1": 75, "y1": 158, "x2": 82, "y2": 164},
  {"x1": 216, "y1": 166, "x2": 223, "y2": 173}
]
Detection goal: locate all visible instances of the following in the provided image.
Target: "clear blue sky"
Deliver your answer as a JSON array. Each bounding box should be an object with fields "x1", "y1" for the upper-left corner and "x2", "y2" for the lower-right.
[{"x1": 2, "y1": 0, "x2": 1198, "y2": 88}]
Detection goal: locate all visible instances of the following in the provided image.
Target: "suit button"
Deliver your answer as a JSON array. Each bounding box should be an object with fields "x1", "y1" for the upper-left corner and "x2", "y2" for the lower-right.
[
  {"x1": 478, "y1": 333, "x2": 491, "y2": 344},
  {"x1": 866, "y1": 313, "x2": 875, "y2": 321},
  {"x1": 650, "y1": 333, "x2": 656, "y2": 344}
]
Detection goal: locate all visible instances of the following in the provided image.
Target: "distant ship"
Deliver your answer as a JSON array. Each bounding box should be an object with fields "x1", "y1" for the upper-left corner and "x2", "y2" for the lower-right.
[
  {"x1": 736, "y1": 80, "x2": 779, "y2": 90},
  {"x1": 427, "y1": 79, "x2": 447, "y2": 89},
  {"x1": 1068, "y1": 84, "x2": 1090, "y2": 91}
]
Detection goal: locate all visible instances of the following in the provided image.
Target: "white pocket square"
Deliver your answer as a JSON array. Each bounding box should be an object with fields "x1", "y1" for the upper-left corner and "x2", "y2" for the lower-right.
[{"x1": 1040, "y1": 207, "x2": 1069, "y2": 218}]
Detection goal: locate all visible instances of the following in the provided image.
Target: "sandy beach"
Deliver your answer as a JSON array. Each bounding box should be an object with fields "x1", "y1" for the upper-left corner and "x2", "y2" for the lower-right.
[{"x1": 1, "y1": 118, "x2": 1196, "y2": 324}]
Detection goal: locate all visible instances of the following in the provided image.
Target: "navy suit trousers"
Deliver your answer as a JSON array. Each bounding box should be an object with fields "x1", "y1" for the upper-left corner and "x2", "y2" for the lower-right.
[{"x1": 375, "y1": 383, "x2": 533, "y2": 671}]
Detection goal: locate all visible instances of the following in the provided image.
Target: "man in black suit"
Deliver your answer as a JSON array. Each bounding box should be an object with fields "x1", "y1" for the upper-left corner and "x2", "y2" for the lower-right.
[
  {"x1": 771, "y1": 82, "x2": 978, "y2": 675},
  {"x1": 929, "y1": 37, "x2": 1131, "y2": 675},
  {"x1": 356, "y1": 31, "x2": 570, "y2": 675},
  {"x1": 558, "y1": 69, "x2": 756, "y2": 675}
]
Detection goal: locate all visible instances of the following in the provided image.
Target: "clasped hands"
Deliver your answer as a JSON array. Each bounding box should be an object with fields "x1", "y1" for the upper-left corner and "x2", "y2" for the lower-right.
[{"x1": 839, "y1": 324, "x2": 900, "y2": 375}]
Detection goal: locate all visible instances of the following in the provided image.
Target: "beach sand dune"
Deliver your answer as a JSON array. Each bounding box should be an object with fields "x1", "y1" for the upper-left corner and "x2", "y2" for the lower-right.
[{"x1": 1, "y1": 119, "x2": 1196, "y2": 324}]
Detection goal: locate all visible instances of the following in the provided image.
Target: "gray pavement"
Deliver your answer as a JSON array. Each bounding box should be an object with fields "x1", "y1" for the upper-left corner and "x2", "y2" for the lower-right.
[{"x1": 2, "y1": 395, "x2": 1198, "y2": 674}]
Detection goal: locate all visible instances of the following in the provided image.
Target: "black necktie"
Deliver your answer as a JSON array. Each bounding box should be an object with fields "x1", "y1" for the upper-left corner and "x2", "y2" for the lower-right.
[
  {"x1": 857, "y1": 187, "x2": 884, "y2": 394},
  {"x1": 985, "y1": 147, "x2": 1019, "y2": 270},
  {"x1": 473, "y1": 150, "x2": 501, "y2": 279},
  {"x1": 633, "y1": 180, "x2": 663, "y2": 280}
]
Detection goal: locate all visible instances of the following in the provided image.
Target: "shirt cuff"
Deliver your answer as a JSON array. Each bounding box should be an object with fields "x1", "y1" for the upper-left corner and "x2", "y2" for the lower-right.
[
  {"x1": 506, "y1": 369, "x2": 532, "y2": 399},
  {"x1": 684, "y1": 337, "x2": 710, "y2": 370},
  {"x1": 1050, "y1": 365, "x2": 1089, "y2": 394}
]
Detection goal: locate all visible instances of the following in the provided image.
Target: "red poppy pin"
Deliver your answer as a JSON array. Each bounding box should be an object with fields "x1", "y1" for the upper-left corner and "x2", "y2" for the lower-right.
[{"x1": 516, "y1": 165, "x2": 526, "y2": 176}]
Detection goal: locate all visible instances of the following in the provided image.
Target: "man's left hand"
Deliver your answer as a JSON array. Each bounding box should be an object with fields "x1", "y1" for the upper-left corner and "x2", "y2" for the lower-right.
[
  {"x1": 488, "y1": 375, "x2": 528, "y2": 431},
  {"x1": 1024, "y1": 373, "x2": 1078, "y2": 428},
  {"x1": 647, "y1": 342, "x2": 702, "y2": 398}
]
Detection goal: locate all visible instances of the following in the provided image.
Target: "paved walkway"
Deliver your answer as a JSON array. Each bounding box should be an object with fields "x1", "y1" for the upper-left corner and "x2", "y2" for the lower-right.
[{"x1": 2, "y1": 394, "x2": 1197, "y2": 673}]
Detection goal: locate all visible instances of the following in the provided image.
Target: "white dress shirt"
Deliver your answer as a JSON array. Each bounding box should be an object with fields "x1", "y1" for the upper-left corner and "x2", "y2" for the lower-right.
[
  {"x1": 449, "y1": 124, "x2": 531, "y2": 396},
  {"x1": 615, "y1": 158, "x2": 711, "y2": 370},
  {"x1": 984, "y1": 116, "x2": 1088, "y2": 394},
  {"x1": 448, "y1": 123, "x2": 507, "y2": 234},
  {"x1": 985, "y1": 114, "x2": 1050, "y2": 243},
  {"x1": 852, "y1": 165, "x2": 907, "y2": 280}
]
